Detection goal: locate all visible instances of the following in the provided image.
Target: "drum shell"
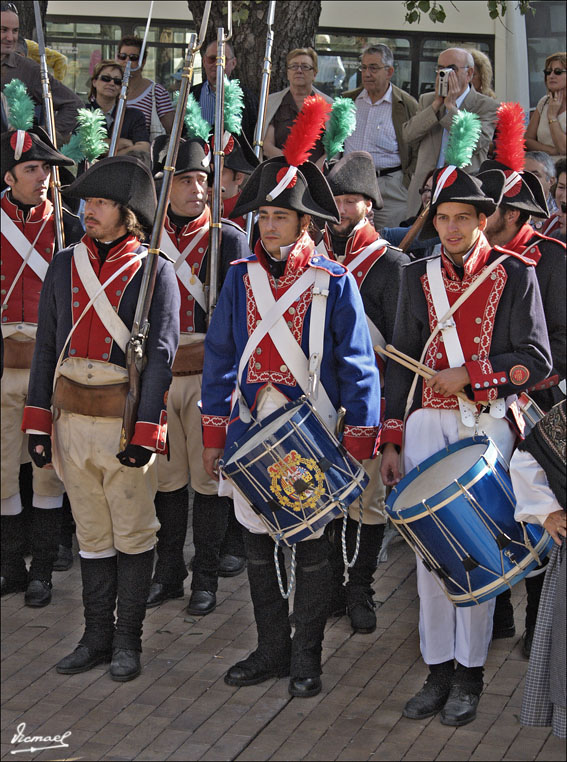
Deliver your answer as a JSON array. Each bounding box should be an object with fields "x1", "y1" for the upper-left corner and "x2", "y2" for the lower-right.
[
  {"x1": 221, "y1": 398, "x2": 369, "y2": 545},
  {"x1": 386, "y1": 436, "x2": 553, "y2": 606}
]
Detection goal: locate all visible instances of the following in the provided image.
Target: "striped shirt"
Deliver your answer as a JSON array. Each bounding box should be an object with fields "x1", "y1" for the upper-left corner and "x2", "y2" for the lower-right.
[
  {"x1": 344, "y1": 85, "x2": 400, "y2": 170},
  {"x1": 126, "y1": 81, "x2": 174, "y2": 131},
  {"x1": 198, "y1": 80, "x2": 216, "y2": 126}
]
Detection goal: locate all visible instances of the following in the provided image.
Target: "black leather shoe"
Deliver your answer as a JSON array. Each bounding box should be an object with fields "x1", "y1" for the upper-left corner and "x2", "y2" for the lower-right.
[
  {"x1": 110, "y1": 648, "x2": 141, "y2": 682},
  {"x1": 186, "y1": 590, "x2": 216, "y2": 616},
  {"x1": 225, "y1": 654, "x2": 290, "y2": 687},
  {"x1": 403, "y1": 676, "x2": 452, "y2": 719},
  {"x1": 289, "y1": 676, "x2": 322, "y2": 698},
  {"x1": 440, "y1": 684, "x2": 480, "y2": 726},
  {"x1": 56, "y1": 644, "x2": 112, "y2": 674},
  {"x1": 1, "y1": 575, "x2": 28, "y2": 596},
  {"x1": 522, "y1": 626, "x2": 535, "y2": 658},
  {"x1": 24, "y1": 579, "x2": 52, "y2": 607},
  {"x1": 53, "y1": 545, "x2": 73, "y2": 571},
  {"x1": 146, "y1": 581, "x2": 184, "y2": 608},
  {"x1": 218, "y1": 554, "x2": 247, "y2": 577},
  {"x1": 347, "y1": 590, "x2": 377, "y2": 634}
]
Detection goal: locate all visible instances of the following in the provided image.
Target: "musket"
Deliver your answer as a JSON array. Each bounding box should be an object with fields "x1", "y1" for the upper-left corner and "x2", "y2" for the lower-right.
[
  {"x1": 120, "y1": 1, "x2": 211, "y2": 450},
  {"x1": 108, "y1": 1, "x2": 154, "y2": 157},
  {"x1": 206, "y1": 2, "x2": 232, "y2": 323},
  {"x1": 399, "y1": 202, "x2": 430, "y2": 253},
  {"x1": 33, "y1": 0, "x2": 64, "y2": 251},
  {"x1": 245, "y1": 0, "x2": 276, "y2": 245}
]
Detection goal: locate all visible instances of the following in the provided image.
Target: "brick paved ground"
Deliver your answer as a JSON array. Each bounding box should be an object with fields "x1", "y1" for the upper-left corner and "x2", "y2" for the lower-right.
[{"x1": 1, "y1": 516, "x2": 565, "y2": 761}]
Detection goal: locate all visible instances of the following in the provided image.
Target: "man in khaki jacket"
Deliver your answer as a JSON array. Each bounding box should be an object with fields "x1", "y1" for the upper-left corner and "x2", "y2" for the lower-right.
[{"x1": 403, "y1": 47, "x2": 498, "y2": 217}]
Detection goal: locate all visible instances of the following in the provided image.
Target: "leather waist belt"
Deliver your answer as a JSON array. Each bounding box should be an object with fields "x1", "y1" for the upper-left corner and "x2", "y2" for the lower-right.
[
  {"x1": 4, "y1": 338, "x2": 35, "y2": 369},
  {"x1": 376, "y1": 165, "x2": 402, "y2": 177},
  {"x1": 172, "y1": 340, "x2": 205, "y2": 376},
  {"x1": 53, "y1": 376, "x2": 129, "y2": 417}
]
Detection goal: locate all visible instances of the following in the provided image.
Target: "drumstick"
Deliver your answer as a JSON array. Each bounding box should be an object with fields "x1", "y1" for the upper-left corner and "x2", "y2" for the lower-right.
[{"x1": 375, "y1": 344, "x2": 472, "y2": 403}]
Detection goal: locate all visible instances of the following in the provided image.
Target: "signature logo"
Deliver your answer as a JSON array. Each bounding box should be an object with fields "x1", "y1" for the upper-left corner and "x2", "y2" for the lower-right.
[
  {"x1": 10, "y1": 722, "x2": 71, "y2": 755},
  {"x1": 268, "y1": 450, "x2": 325, "y2": 511}
]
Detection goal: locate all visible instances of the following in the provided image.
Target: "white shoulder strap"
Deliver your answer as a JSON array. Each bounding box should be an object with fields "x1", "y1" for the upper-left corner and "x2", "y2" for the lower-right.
[
  {"x1": 160, "y1": 228, "x2": 208, "y2": 312},
  {"x1": 345, "y1": 238, "x2": 388, "y2": 274},
  {"x1": 1, "y1": 209, "x2": 50, "y2": 282}
]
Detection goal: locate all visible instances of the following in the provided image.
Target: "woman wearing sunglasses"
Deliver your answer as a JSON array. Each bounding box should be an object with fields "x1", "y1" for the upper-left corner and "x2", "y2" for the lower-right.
[
  {"x1": 115, "y1": 35, "x2": 175, "y2": 141},
  {"x1": 525, "y1": 52, "x2": 566, "y2": 157},
  {"x1": 86, "y1": 60, "x2": 150, "y2": 156}
]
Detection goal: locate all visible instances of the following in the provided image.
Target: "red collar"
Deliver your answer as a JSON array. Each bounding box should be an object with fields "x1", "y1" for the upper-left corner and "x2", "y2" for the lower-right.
[
  {"x1": 323, "y1": 220, "x2": 379, "y2": 260},
  {"x1": 504, "y1": 223, "x2": 536, "y2": 254},
  {"x1": 254, "y1": 231, "x2": 314, "y2": 274},
  {"x1": 165, "y1": 206, "x2": 210, "y2": 238},
  {"x1": 441, "y1": 232, "x2": 492, "y2": 279},
  {"x1": 83, "y1": 234, "x2": 141, "y2": 261},
  {"x1": 1, "y1": 193, "x2": 53, "y2": 224}
]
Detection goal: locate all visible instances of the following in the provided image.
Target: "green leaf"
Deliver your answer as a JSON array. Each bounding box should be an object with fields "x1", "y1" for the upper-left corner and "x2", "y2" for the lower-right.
[{"x1": 418, "y1": 0, "x2": 430, "y2": 11}]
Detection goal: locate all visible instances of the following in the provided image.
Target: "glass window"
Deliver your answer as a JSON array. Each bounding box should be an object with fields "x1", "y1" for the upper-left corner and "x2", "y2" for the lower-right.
[{"x1": 525, "y1": 0, "x2": 567, "y2": 109}]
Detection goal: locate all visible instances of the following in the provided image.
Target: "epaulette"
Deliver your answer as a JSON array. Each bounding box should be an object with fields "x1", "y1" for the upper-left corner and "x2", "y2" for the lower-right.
[
  {"x1": 230, "y1": 253, "x2": 256, "y2": 266},
  {"x1": 309, "y1": 253, "x2": 348, "y2": 276},
  {"x1": 493, "y1": 244, "x2": 536, "y2": 266}
]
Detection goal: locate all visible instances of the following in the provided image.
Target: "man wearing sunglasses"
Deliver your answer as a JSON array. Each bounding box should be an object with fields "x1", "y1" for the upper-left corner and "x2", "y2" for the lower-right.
[
  {"x1": 404, "y1": 47, "x2": 498, "y2": 218},
  {"x1": 1, "y1": 1, "x2": 83, "y2": 142},
  {"x1": 190, "y1": 39, "x2": 258, "y2": 145}
]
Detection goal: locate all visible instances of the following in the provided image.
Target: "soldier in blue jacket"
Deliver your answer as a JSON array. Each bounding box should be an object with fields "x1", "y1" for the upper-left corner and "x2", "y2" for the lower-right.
[
  {"x1": 200, "y1": 155, "x2": 381, "y2": 698},
  {"x1": 22, "y1": 156, "x2": 180, "y2": 682}
]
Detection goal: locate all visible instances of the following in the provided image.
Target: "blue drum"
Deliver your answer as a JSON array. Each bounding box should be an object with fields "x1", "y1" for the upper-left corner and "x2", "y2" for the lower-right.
[
  {"x1": 221, "y1": 398, "x2": 369, "y2": 546},
  {"x1": 386, "y1": 436, "x2": 552, "y2": 607}
]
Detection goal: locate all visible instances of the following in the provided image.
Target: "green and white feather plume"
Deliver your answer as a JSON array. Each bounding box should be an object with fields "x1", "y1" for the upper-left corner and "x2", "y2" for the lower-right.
[
  {"x1": 61, "y1": 108, "x2": 108, "y2": 163},
  {"x1": 3, "y1": 79, "x2": 35, "y2": 131},
  {"x1": 223, "y1": 77, "x2": 244, "y2": 135},
  {"x1": 322, "y1": 97, "x2": 357, "y2": 160},
  {"x1": 444, "y1": 110, "x2": 482, "y2": 169},
  {"x1": 174, "y1": 92, "x2": 211, "y2": 141}
]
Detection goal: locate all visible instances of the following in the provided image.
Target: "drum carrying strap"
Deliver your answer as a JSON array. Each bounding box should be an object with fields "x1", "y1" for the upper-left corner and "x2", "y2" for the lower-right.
[
  {"x1": 159, "y1": 227, "x2": 208, "y2": 312},
  {"x1": 423, "y1": 256, "x2": 508, "y2": 425},
  {"x1": 239, "y1": 262, "x2": 336, "y2": 430}
]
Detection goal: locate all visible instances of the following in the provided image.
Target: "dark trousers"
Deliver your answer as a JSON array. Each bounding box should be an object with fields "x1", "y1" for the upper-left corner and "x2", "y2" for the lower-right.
[{"x1": 192, "y1": 493, "x2": 244, "y2": 592}]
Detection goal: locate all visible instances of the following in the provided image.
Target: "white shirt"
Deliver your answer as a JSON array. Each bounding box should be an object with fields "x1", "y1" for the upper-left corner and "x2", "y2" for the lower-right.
[
  {"x1": 437, "y1": 86, "x2": 471, "y2": 168},
  {"x1": 344, "y1": 85, "x2": 400, "y2": 170}
]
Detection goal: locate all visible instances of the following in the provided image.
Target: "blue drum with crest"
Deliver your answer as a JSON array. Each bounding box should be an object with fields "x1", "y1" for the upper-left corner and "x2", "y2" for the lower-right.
[
  {"x1": 386, "y1": 436, "x2": 552, "y2": 607},
  {"x1": 220, "y1": 397, "x2": 369, "y2": 546}
]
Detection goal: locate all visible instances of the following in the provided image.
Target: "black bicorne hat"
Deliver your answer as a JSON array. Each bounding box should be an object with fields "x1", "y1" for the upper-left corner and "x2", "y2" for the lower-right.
[
  {"x1": 221, "y1": 131, "x2": 259, "y2": 176},
  {"x1": 1, "y1": 125, "x2": 74, "y2": 175},
  {"x1": 64, "y1": 155, "x2": 157, "y2": 229},
  {"x1": 325, "y1": 151, "x2": 382, "y2": 209},
  {"x1": 478, "y1": 159, "x2": 548, "y2": 218},
  {"x1": 152, "y1": 135, "x2": 211, "y2": 177},
  {"x1": 419, "y1": 166, "x2": 506, "y2": 240},
  {"x1": 230, "y1": 156, "x2": 339, "y2": 223}
]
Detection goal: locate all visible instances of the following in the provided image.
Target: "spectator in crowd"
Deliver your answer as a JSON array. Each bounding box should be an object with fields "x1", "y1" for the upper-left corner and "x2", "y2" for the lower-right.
[
  {"x1": 342, "y1": 44, "x2": 418, "y2": 228},
  {"x1": 525, "y1": 151, "x2": 559, "y2": 224},
  {"x1": 385, "y1": 169, "x2": 440, "y2": 259},
  {"x1": 467, "y1": 48, "x2": 496, "y2": 99},
  {"x1": 23, "y1": 38, "x2": 68, "y2": 82},
  {"x1": 552, "y1": 157, "x2": 566, "y2": 241},
  {"x1": 86, "y1": 60, "x2": 150, "y2": 156},
  {"x1": 191, "y1": 40, "x2": 258, "y2": 146},
  {"x1": 525, "y1": 52, "x2": 566, "y2": 157},
  {"x1": 403, "y1": 47, "x2": 498, "y2": 217},
  {"x1": 262, "y1": 47, "x2": 331, "y2": 165},
  {"x1": 1, "y1": 1, "x2": 83, "y2": 142},
  {"x1": 116, "y1": 35, "x2": 175, "y2": 141}
]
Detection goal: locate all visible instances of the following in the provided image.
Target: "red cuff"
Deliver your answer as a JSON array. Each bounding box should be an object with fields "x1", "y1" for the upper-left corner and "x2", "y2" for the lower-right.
[
  {"x1": 464, "y1": 360, "x2": 508, "y2": 402},
  {"x1": 528, "y1": 374, "x2": 560, "y2": 392},
  {"x1": 380, "y1": 418, "x2": 404, "y2": 448},
  {"x1": 22, "y1": 406, "x2": 52, "y2": 434},
  {"x1": 131, "y1": 413, "x2": 167, "y2": 453},
  {"x1": 202, "y1": 414, "x2": 229, "y2": 449},
  {"x1": 342, "y1": 425, "x2": 380, "y2": 461}
]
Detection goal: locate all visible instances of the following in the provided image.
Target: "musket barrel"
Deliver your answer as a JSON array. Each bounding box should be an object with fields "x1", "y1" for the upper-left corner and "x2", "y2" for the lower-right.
[{"x1": 108, "y1": 61, "x2": 132, "y2": 157}]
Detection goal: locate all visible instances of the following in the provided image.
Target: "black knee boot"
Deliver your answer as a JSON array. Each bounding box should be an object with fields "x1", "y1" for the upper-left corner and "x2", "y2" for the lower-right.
[
  {"x1": 53, "y1": 494, "x2": 75, "y2": 572},
  {"x1": 225, "y1": 531, "x2": 291, "y2": 687},
  {"x1": 291, "y1": 535, "x2": 331, "y2": 683},
  {"x1": 56, "y1": 555, "x2": 117, "y2": 674},
  {"x1": 218, "y1": 500, "x2": 246, "y2": 577},
  {"x1": 147, "y1": 487, "x2": 189, "y2": 605},
  {"x1": 112, "y1": 549, "x2": 154, "y2": 681},
  {"x1": 26, "y1": 506, "x2": 63, "y2": 607},
  {"x1": 345, "y1": 520, "x2": 385, "y2": 633},
  {"x1": 523, "y1": 568, "x2": 546, "y2": 657},
  {"x1": 1, "y1": 512, "x2": 28, "y2": 594},
  {"x1": 188, "y1": 492, "x2": 231, "y2": 615},
  {"x1": 492, "y1": 587, "x2": 515, "y2": 638},
  {"x1": 325, "y1": 518, "x2": 347, "y2": 617}
]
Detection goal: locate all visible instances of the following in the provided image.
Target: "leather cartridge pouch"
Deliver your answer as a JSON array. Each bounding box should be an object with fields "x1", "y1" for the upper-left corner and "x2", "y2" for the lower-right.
[
  {"x1": 53, "y1": 375, "x2": 129, "y2": 417},
  {"x1": 172, "y1": 340, "x2": 205, "y2": 377},
  {"x1": 3, "y1": 338, "x2": 36, "y2": 369}
]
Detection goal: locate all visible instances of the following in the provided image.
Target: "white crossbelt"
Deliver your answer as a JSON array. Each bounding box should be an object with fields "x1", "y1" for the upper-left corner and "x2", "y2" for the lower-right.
[
  {"x1": 344, "y1": 239, "x2": 389, "y2": 350},
  {"x1": 73, "y1": 242, "x2": 138, "y2": 353},
  {"x1": 426, "y1": 258, "x2": 505, "y2": 425},
  {"x1": 238, "y1": 262, "x2": 336, "y2": 430},
  {"x1": 1, "y1": 209, "x2": 50, "y2": 283},
  {"x1": 159, "y1": 227, "x2": 208, "y2": 312}
]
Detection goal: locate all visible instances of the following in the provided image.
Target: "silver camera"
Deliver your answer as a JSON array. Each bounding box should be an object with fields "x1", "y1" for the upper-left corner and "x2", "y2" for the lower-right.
[{"x1": 437, "y1": 68, "x2": 453, "y2": 97}]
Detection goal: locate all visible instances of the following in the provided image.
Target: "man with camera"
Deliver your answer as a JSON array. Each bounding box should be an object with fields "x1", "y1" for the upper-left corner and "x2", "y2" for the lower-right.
[{"x1": 403, "y1": 47, "x2": 498, "y2": 217}]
